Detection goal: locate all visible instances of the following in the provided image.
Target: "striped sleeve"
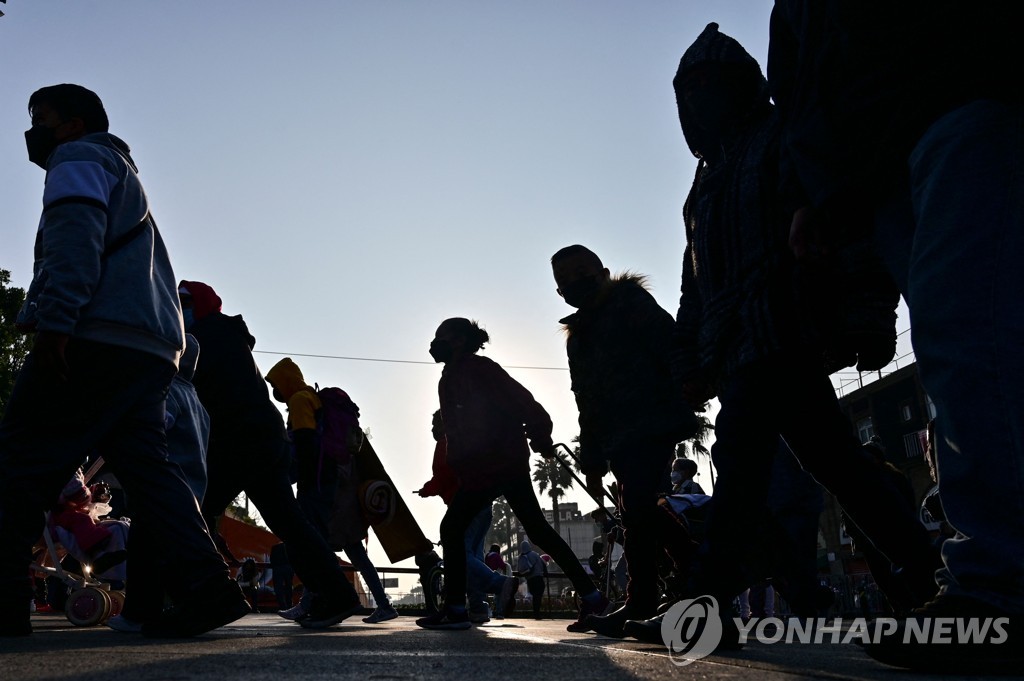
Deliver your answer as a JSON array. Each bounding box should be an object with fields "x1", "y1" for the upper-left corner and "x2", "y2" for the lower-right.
[{"x1": 42, "y1": 160, "x2": 119, "y2": 212}]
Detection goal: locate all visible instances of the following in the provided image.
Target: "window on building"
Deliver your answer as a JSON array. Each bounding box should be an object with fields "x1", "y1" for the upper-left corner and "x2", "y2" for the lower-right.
[
  {"x1": 856, "y1": 416, "x2": 875, "y2": 444},
  {"x1": 900, "y1": 402, "x2": 913, "y2": 422}
]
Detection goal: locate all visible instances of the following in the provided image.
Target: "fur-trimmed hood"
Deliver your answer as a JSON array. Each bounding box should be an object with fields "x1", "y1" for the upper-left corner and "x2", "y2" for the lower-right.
[{"x1": 559, "y1": 273, "x2": 650, "y2": 338}]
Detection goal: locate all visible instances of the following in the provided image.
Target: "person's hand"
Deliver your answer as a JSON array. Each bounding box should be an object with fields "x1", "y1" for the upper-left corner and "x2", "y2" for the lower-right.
[
  {"x1": 789, "y1": 205, "x2": 829, "y2": 261},
  {"x1": 533, "y1": 442, "x2": 556, "y2": 459},
  {"x1": 33, "y1": 331, "x2": 70, "y2": 382}
]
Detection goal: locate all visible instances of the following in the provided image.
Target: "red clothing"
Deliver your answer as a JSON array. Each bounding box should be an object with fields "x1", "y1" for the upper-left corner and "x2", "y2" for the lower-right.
[
  {"x1": 52, "y1": 508, "x2": 111, "y2": 553},
  {"x1": 485, "y1": 551, "x2": 507, "y2": 572},
  {"x1": 178, "y1": 280, "x2": 223, "y2": 322},
  {"x1": 439, "y1": 354, "x2": 553, "y2": 491},
  {"x1": 419, "y1": 438, "x2": 460, "y2": 505}
]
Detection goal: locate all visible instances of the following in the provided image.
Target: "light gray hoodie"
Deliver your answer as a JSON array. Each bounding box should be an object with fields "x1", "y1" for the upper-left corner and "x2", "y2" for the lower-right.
[{"x1": 18, "y1": 132, "x2": 184, "y2": 365}]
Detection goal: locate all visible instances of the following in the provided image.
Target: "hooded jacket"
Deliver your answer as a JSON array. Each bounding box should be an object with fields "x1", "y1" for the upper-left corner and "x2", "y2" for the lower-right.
[
  {"x1": 675, "y1": 23, "x2": 898, "y2": 383},
  {"x1": 517, "y1": 541, "x2": 545, "y2": 579},
  {"x1": 673, "y1": 23, "x2": 810, "y2": 387},
  {"x1": 265, "y1": 357, "x2": 321, "y2": 433},
  {"x1": 560, "y1": 274, "x2": 697, "y2": 475},
  {"x1": 178, "y1": 280, "x2": 286, "y2": 442},
  {"x1": 438, "y1": 353, "x2": 553, "y2": 492},
  {"x1": 18, "y1": 132, "x2": 183, "y2": 364}
]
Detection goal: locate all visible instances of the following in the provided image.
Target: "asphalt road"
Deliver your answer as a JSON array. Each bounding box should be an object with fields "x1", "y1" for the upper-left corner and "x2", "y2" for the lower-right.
[{"x1": 0, "y1": 612, "x2": 1009, "y2": 680}]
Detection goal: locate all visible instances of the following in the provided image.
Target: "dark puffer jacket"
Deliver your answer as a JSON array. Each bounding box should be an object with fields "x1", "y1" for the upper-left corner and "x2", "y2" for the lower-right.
[{"x1": 561, "y1": 275, "x2": 697, "y2": 476}]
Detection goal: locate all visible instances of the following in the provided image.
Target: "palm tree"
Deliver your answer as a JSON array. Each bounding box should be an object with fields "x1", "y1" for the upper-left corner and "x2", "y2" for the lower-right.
[
  {"x1": 486, "y1": 496, "x2": 518, "y2": 564},
  {"x1": 676, "y1": 404, "x2": 716, "y2": 490},
  {"x1": 532, "y1": 456, "x2": 574, "y2": 536}
]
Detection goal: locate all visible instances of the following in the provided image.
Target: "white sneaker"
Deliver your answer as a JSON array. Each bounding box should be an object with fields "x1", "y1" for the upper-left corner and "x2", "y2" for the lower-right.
[
  {"x1": 361, "y1": 604, "x2": 398, "y2": 624},
  {"x1": 278, "y1": 602, "x2": 310, "y2": 621}
]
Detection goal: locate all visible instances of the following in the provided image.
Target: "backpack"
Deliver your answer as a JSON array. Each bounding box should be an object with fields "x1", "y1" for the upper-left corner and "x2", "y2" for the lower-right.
[{"x1": 315, "y1": 386, "x2": 364, "y2": 466}]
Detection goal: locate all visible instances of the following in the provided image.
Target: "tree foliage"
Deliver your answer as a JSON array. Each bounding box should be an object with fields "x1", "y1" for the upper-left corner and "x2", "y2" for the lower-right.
[
  {"x1": 532, "y1": 455, "x2": 574, "y2": 536},
  {"x1": 676, "y1": 403, "x2": 716, "y2": 490},
  {"x1": 0, "y1": 269, "x2": 31, "y2": 415}
]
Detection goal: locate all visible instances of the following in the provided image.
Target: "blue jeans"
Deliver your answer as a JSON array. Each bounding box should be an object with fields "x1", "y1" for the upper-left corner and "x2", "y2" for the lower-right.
[
  {"x1": 874, "y1": 99, "x2": 1024, "y2": 613},
  {"x1": 342, "y1": 540, "x2": 389, "y2": 607},
  {"x1": 465, "y1": 506, "x2": 505, "y2": 612}
]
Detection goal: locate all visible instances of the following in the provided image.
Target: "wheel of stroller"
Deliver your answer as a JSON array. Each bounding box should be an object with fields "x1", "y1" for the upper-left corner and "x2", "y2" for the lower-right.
[
  {"x1": 105, "y1": 590, "x2": 126, "y2": 620},
  {"x1": 65, "y1": 587, "x2": 112, "y2": 626},
  {"x1": 424, "y1": 565, "x2": 445, "y2": 614}
]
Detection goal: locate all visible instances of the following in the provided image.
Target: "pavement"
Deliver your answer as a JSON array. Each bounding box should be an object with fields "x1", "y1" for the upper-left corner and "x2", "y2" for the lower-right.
[{"x1": 1, "y1": 611, "x2": 1013, "y2": 680}]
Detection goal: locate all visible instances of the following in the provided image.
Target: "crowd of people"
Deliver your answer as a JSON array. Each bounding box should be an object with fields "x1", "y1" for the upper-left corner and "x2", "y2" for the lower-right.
[{"x1": 1, "y1": 3, "x2": 1021, "y2": 673}]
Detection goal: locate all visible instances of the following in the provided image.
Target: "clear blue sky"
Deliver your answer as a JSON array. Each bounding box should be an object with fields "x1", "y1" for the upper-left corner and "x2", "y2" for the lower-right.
[{"x1": 4, "y1": 2, "x2": 910, "y2": 594}]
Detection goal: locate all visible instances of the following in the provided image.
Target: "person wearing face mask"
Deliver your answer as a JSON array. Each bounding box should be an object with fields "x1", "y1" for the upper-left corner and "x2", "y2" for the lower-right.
[
  {"x1": 670, "y1": 458, "x2": 705, "y2": 496},
  {"x1": 0, "y1": 84, "x2": 249, "y2": 638},
  {"x1": 624, "y1": 23, "x2": 939, "y2": 649},
  {"x1": 415, "y1": 317, "x2": 608, "y2": 631},
  {"x1": 551, "y1": 245, "x2": 699, "y2": 638},
  {"x1": 175, "y1": 280, "x2": 364, "y2": 630}
]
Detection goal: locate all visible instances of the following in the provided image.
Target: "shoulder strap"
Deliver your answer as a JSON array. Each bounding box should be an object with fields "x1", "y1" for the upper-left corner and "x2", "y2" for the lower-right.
[{"x1": 103, "y1": 212, "x2": 155, "y2": 260}]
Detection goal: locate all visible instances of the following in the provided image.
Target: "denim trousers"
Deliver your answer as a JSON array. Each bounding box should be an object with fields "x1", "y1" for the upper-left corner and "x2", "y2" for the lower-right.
[
  {"x1": 874, "y1": 99, "x2": 1024, "y2": 613},
  {"x1": 464, "y1": 505, "x2": 505, "y2": 611},
  {"x1": 440, "y1": 474, "x2": 595, "y2": 609},
  {"x1": 0, "y1": 339, "x2": 228, "y2": 615}
]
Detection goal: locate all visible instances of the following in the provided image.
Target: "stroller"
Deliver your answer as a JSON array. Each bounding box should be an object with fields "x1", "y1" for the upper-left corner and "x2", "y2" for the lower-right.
[
  {"x1": 30, "y1": 457, "x2": 129, "y2": 626},
  {"x1": 551, "y1": 443, "x2": 708, "y2": 610}
]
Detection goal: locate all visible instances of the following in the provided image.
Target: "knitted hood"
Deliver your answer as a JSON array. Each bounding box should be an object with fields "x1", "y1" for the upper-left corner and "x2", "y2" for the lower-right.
[
  {"x1": 673, "y1": 22, "x2": 770, "y2": 159},
  {"x1": 178, "y1": 280, "x2": 223, "y2": 322}
]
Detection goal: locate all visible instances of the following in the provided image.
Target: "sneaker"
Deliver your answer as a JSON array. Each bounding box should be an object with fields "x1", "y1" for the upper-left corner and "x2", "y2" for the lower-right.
[
  {"x1": 298, "y1": 597, "x2": 363, "y2": 629},
  {"x1": 589, "y1": 604, "x2": 655, "y2": 639},
  {"x1": 624, "y1": 609, "x2": 743, "y2": 652},
  {"x1": 416, "y1": 608, "x2": 472, "y2": 630},
  {"x1": 278, "y1": 602, "x2": 309, "y2": 621},
  {"x1": 623, "y1": 613, "x2": 664, "y2": 645},
  {"x1": 106, "y1": 614, "x2": 143, "y2": 633},
  {"x1": 862, "y1": 594, "x2": 1020, "y2": 673},
  {"x1": 142, "y1": 578, "x2": 250, "y2": 638},
  {"x1": 468, "y1": 606, "x2": 491, "y2": 624},
  {"x1": 362, "y1": 604, "x2": 399, "y2": 624},
  {"x1": 567, "y1": 592, "x2": 609, "y2": 633}
]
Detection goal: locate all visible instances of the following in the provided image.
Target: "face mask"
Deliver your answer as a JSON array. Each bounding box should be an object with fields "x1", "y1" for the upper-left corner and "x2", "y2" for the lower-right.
[
  {"x1": 670, "y1": 471, "x2": 684, "y2": 485},
  {"x1": 182, "y1": 308, "x2": 195, "y2": 330},
  {"x1": 429, "y1": 339, "x2": 453, "y2": 364},
  {"x1": 560, "y1": 275, "x2": 602, "y2": 308},
  {"x1": 25, "y1": 125, "x2": 60, "y2": 169}
]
